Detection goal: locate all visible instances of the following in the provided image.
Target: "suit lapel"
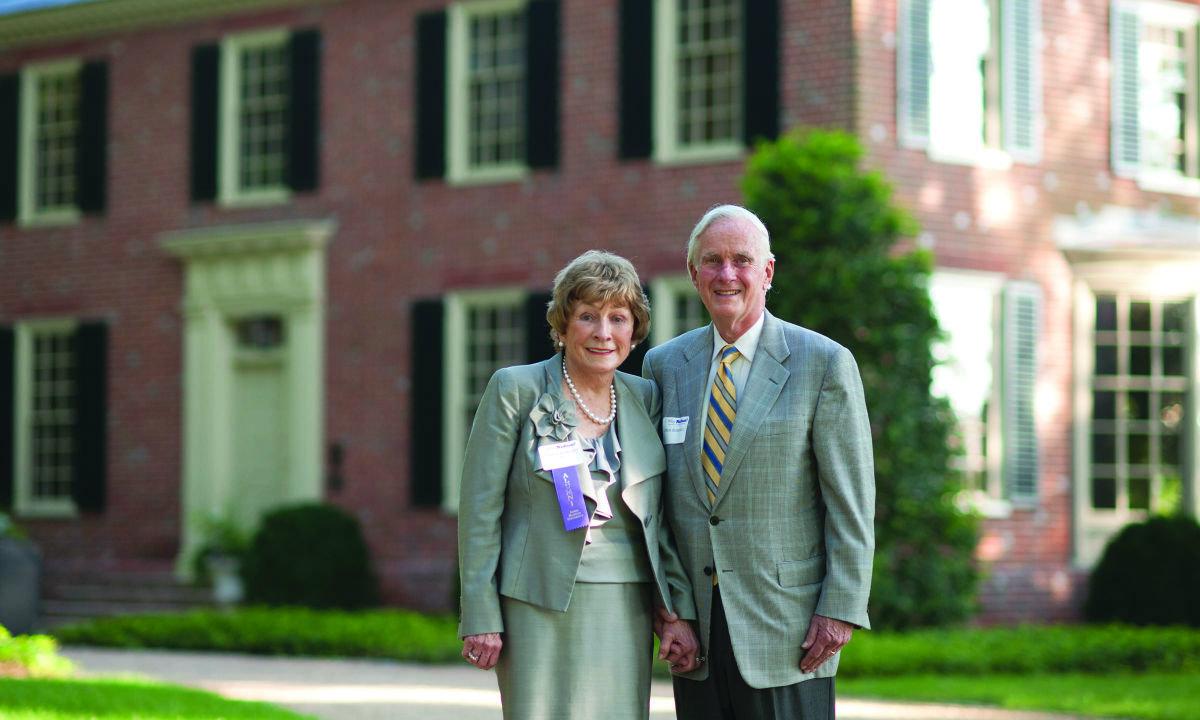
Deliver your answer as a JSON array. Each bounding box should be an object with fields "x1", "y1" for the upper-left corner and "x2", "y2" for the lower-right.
[
  {"x1": 711, "y1": 313, "x2": 791, "y2": 508},
  {"x1": 677, "y1": 325, "x2": 716, "y2": 509}
]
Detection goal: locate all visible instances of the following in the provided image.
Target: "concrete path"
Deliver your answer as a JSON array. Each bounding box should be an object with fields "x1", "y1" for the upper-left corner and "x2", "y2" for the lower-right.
[{"x1": 63, "y1": 647, "x2": 1085, "y2": 720}]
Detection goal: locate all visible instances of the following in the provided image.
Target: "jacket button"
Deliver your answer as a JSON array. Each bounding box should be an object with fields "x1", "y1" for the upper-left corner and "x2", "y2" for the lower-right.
[
  {"x1": 703, "y1": 566, "x2": 713, "y2": 576},
  {"x1": 709, "y1": 516, "x2": 720, "y2": 526}
]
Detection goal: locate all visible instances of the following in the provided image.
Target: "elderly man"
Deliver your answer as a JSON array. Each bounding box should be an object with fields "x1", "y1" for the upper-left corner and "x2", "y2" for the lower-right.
[{"x1": 642, "y1": 205, "x2": 875, "y2": 719}]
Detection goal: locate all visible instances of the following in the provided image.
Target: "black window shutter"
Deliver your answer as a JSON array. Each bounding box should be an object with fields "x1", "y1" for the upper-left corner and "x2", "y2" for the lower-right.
[
  {"x1": 78, "y1": 61, "x2": 108, "y2": 215},
  {"x1": 525, "y1": 0, "x2": 560, "y2": 169},
  {"x1": 0, "y1": 326, "x2": 14, "y2": 510},
  {"x1": 287, "y1": 28, "x2": 321, "y2": 192},
  {"x1": 742, "y1": 0, "x2": 780, "y2": 146},
  {"x1": 524, "y1": 292, "x2": 555, "y2": 362},
  {"x1": 618, "y1": 0, "x2": 653, "y2": 159},
  {"x1": 190, "y1": 43, "x2": 220, "y2": 202},
  {"x1": 0, "y1": 74, "x2": 18, "y2": 222},
  {"x1": 411, "y1": 299, "x2": 445, "y2": 508},
  {"x1": 71, "y1": 321, "x2": 108, "y2": 513},
  {"x1": 415, "y1": 11, "x2": 447, "y2": 180}
]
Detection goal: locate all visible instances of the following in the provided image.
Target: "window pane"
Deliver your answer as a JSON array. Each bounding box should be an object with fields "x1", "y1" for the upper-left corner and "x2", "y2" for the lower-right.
[
  {"x1": 1129, "y1": 346, "x2": 1151, "y2": 376},
  {"x1": 1160, "y1": 392, "x2": 1185, "y2": 431},
  {"x1": 1127, "y1": 433, "x2": 1150, "y2": 465},
  {"x1": 1092, "y1": 433, "x2": 1116, "y2": 464},
  {"x1": 1096, "y1": 297, "x2": 1118, "y2": 331},
  {"x1": 30, "y1": 329, "x2": 76, "y2": 502},
  {"x1": 1093, "y1": 391, "x2": 1116, "y2": 419},
  {"x1": 1163, "y1": 301, "x2": 1189, "y2": 332},
  {"x1": 1123, "y1": 391, "x2": 1150, "y2": 420},
  {"x1": 1163, "y1": 345, "x2": 1184, "y2": 376},
  {"x1": 33, "y1": 69, "x2": 81, "y2": 211},
  {"x1": 1092, "y1": 476, "x2": 1117, "y2": 509},
  {"x1": 1161, "y1": 432, "x2": 1180, "y2": 469},
  {"x1": 1128, "y1": 476, "x2": 1150, "y2": 510},
  {"x1": 1095, "y1": 345, "x2": 1118, "y2": 375},
  {"x1": 238, "y1": 41, "x2": 289, "y2": 191},
  {"x1": 1130, "y1": 301, "x2": 1151, "y2": 331},
  {"x1": 466, "y1": 9, "x2": 525, "y2": 170}
]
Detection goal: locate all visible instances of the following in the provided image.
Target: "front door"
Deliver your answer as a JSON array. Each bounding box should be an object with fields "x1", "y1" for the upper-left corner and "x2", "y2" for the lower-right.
[{"x1": 229, "y1": 315, "x2": 289, "y2": 530}]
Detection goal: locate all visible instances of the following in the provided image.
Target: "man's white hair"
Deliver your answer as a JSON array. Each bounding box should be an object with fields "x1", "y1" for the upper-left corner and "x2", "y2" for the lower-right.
[{"x1": 685, "y1": 204, "x2": 774, "y2": 270}]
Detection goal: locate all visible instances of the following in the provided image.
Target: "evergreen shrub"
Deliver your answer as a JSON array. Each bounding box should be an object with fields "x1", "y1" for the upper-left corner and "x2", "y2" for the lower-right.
[
  {"x1": 742, "y1": 129, "x2": 979, "y2": 629},
  {"x1": 1084, "y1": 515, "x2": 1200, "y2": 627},
  {"x1": 241, "y1": 503, "x2": 378, "y2": 609}
]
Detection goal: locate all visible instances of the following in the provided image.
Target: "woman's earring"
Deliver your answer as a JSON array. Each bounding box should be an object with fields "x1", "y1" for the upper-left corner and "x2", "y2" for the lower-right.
[
  {"x1": 631, "y1": 343, "x2": 637, "y2": 349},
  {"x1": 557, "y1": 341, "x2": 565, "y2": 347}
]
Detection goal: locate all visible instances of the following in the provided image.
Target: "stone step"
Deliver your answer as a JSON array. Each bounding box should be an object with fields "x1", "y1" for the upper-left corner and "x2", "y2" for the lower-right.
[
  {"x1": 43, "y1": 582, "x2": 212, "y2": 604},
  {"x1": 41, "y1": 597, "x2": 215, "y2": 629}
]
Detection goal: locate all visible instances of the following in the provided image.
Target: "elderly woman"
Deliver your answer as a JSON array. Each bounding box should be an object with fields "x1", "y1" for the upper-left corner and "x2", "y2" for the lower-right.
[{"x1": 458, "y1": 250, "x2": 701, "y2": 719}]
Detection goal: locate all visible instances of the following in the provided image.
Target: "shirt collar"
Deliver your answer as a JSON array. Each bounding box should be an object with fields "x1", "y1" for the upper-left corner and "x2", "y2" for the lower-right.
[{"x1": 711, "y1": 312, "x2": 765, "y2": 365}]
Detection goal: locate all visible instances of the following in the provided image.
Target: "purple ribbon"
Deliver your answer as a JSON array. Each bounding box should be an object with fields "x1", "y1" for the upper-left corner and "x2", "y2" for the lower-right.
[{"x1": 552, "y1": 466, "x2": 588, "y2": 531}]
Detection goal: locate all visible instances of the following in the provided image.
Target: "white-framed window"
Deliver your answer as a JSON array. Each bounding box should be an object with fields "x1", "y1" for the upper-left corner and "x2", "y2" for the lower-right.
[
  {"x1": 1111, "y1": 0, "x2": 1200, "y2": 195},
  {"x1": 220, "y1": 29, "x2": 292, "y2": 206},
  {"x1": 929, "y1": 271, "x2": 1041, "y2": 515},
  {"x1": 447, "y1": 0, "x2": 528, "y2": 184},
  {"x1": 898, "y1": 0, "x2": 1042, "y2": 166},
  {"x1": 650, "y1": 275, "x2": 709, "y2": 346},
  {"x1": 18, "y1": 59, "x2": 82, "y2": 226},
  {"x1": 1073, "y1": 278, "x2": 1197, "y2": 566},
  {"x1": 441, "y1": 288, "x2": 527, "y2": 511},
  {"x1": 1089, "y1": 295, "x2": 1188, "y2": 515},
  {"x1": 654, "y1": 0, "x2": 744, "y2": 163},
  {"x1": 12, "y1": 319, "x2": 79, "y2": 517}
]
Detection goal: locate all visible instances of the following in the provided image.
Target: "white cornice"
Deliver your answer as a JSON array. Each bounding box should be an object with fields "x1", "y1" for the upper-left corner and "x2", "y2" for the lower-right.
[
  {"x1": 159, "y1": 218, "x2": 336, "y2": 258},
  {"x1": 0, "y1": 0, "x2": 333, "y2": 51}
]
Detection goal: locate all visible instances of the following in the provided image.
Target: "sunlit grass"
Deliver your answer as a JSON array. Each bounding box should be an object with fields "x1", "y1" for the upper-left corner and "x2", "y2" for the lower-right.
[{"x1": 0, "y1": 677, "x2": 312, "y2": 720}]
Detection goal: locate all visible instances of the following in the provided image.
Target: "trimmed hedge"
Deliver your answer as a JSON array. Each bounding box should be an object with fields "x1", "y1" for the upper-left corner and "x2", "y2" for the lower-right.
[
  {"x1": 56, "y1": 608, "x2": 459, "y2": 663},
  {"x1": 838, "y1": 624, "x2": 1200, "y2": 677},
  {"x1": 242, "y1": 503, "x2": 379, "y2": 610},
  {"x1": 56, "y1": 610, "x2": 1200, "y2": 678},
  {"x1": 1085, "y1": 515, "x2": 1200, "y2": 627}
]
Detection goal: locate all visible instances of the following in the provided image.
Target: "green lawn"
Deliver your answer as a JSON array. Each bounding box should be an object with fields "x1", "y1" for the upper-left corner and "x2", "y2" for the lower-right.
[
  {"x1": 840, "y1": 672, "x2": 1199, "y2": 720},
  {"x1": 0, "y1": 677, "x2": 313, "y2": 720}
]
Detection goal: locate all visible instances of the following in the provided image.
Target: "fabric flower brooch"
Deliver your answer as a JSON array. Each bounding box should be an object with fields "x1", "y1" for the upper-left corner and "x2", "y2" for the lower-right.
[{"x1": 530, "y1": 393, "x2": 578, "y2": 442}]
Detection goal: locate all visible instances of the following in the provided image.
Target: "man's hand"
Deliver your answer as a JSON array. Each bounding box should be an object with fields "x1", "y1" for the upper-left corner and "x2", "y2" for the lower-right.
[
  {"x1": 799, "y1": 615, "x2": 853, "y2": 673},
  {"x1": 462, "y1": 632, "x2": 503, "y2": 670},
  {"x1": 654, "y1": 606, "x2": 703, "y2": 673}
]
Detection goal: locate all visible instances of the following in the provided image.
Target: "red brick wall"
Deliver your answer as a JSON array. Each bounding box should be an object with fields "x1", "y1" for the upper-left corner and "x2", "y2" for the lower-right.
[{"x1": 5, "y1": 0, "x2": 1194, "y2": 620}]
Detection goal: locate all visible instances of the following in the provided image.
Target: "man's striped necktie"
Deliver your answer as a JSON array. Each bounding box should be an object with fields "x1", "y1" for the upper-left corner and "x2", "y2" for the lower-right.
[{"x1": 701, "y1": 344, "x2": 739, "y2": 508}]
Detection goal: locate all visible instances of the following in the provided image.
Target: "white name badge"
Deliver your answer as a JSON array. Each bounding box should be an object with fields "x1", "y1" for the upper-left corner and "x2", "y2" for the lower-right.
[
  {"x1": 538, "y1": 439, "x2": 586, "y2": 471},
  {"x1": 663, "y1": 416, "x2": 689, "y2": 445}
]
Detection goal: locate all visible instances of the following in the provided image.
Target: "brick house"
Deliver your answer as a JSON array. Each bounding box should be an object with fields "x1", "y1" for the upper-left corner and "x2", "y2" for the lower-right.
[{"x1": 1, "y1": 0, "x2": 1197, "y2": 625}]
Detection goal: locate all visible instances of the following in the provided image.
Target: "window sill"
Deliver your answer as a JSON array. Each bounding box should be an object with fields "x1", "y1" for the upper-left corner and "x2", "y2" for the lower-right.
[
  {"x1": 18, "y1": 208, "x2": 81, "y2": 228},
  {"x1": 218, "y1": 187, "x2": 292, "y2": 209},
  {"x1": 956, "y1": 490, "x2": 1013, "y2": 519},
  {"x1": 12, "y1": 502, "x2": 78, "y2": 519},
  {"x1": 1135, "y1": 172, "x2": 1200, "y2": 197},
  {"x1": 654, "y1": 142, "x2": 744, "y2": 167},
  {"x1": 926, "y1": 146, "x2": 1013, "y2": 171},
  {"x1": 447, "y1": 164, "x2": 529, "y2": 187}
]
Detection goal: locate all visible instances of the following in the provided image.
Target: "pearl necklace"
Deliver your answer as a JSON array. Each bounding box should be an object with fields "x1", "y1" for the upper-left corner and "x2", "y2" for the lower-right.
[{"x1": 562, "y1": 358, "x2": 617, "y2": 425}]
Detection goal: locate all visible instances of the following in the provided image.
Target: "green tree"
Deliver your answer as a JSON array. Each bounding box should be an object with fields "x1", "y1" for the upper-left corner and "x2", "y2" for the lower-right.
[{"x1": 742, "y1": 128, "x2": 979, "y2": 629}]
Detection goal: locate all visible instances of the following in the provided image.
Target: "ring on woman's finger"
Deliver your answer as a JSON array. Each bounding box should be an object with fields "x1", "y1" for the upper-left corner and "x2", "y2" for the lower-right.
[
  {"x1": 468, "y1": 652, "x2": 480, "y2": 661},
  {"x1": 696, "y1": 656, "x2": 706, "y2": 664}
]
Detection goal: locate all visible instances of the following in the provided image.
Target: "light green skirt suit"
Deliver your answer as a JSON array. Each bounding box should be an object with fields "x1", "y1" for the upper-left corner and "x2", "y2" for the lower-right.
[{"x1": 458, "y1": 356, "x2": 697, "y2": 720}]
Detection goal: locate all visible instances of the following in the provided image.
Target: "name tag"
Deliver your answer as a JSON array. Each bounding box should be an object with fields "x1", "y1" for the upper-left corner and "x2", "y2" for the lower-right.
[
  {"x1": 663, "y1": 416, "x2": 689, "y2": 445},
  {"x1": 538, "y1": 439, "x2": 586, "y2": 470}
]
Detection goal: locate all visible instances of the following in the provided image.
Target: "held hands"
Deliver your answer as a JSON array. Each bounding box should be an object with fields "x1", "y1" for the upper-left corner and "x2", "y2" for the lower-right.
[
  {"x1": 462, "y1": 632, "x2": 503, "y2": 670},
  {"x1": 654, "y1": 606, "x2": 703, "y2": 674},
  {"x1": 799, "y1": 614, "x2": 854, "y2": 674}
]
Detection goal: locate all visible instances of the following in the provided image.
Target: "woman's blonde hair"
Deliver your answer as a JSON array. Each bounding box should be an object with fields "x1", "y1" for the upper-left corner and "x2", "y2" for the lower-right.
[{"x1": 546, "y1": 250, "x2": 651, "y2": 348}]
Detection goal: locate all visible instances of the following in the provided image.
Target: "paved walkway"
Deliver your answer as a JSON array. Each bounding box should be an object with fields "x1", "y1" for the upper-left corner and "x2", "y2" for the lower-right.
[{"x1": 63, "y1": 647, "x2": 1084, "y2": 720}]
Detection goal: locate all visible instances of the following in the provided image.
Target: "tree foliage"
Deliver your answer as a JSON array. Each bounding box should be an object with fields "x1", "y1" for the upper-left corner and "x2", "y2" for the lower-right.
[{"x1": 742, "y1": 128, "x2": 979, "y2": 629}]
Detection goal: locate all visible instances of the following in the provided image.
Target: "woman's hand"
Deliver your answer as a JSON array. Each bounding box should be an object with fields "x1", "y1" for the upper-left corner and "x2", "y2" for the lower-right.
[{"x1": 462, "y1": 632, "x2": 503, "y2": 670}]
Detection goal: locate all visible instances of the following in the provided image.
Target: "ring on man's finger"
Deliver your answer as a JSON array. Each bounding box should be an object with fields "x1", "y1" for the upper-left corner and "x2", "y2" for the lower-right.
[{"x1": 696, "y1": 656, "x2": 706, "y2": 664}]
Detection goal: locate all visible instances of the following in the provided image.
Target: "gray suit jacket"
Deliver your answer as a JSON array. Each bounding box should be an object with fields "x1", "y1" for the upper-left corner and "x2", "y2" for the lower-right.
[
  {"x1": 642, "y1": 312, "x2": 875, "y2": 689},
  {"x1": 458, "y1": 355, "x2": 698, "y2": 638}
]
